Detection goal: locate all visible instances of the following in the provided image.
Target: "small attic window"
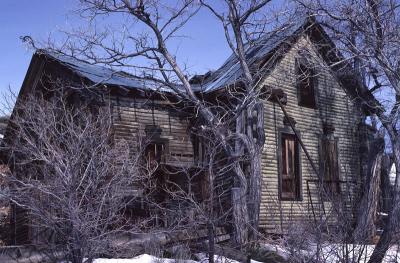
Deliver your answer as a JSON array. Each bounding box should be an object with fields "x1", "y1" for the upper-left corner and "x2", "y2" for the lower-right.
[{"x1": 296, "y1": 57, "x2": 317, "y2": 108}]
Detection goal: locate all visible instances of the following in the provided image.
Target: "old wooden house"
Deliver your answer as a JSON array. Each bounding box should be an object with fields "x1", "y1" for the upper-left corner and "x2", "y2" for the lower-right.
[{"x1": 3, "y1": 17, "x2": 377, "y2": 244}]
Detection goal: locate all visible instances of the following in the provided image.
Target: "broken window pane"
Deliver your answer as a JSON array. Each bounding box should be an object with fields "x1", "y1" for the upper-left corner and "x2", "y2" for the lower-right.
[
  {"x1": 145, "y1": 143, "x2": 165, "y2": 169},
  {"x1": 296, "y1": 59, "x2": 316, "y2": 108}
]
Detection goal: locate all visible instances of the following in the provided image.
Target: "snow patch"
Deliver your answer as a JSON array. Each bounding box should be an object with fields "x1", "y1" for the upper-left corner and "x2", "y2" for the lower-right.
[
  {"x1": 287, "y1": 243, "x2": 400, "y2": 263},
  {"x1": 92, "y1": 254, "x2": 197, "y2": 263},
  {"x1": 195, "y1": 253, "x2": 263, "y2": 263},
  {"x1": 89, "y1": 254, "x2": 263, "y2": 263}
]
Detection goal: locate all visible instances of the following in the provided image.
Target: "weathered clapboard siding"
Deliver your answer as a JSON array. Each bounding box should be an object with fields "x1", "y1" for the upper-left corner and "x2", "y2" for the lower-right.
[
  {"x1": 102, "y1": 35, "x2": 361, "y2": 234},
  {"x1": 110, "y1": 96, "x2": 195, "y2": 167},
  {"x1": 258, "y1": 36, "x2": 361, "y2": 233}
]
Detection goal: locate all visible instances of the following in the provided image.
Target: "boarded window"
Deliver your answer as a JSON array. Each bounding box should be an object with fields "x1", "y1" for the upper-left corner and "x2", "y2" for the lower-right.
[
  {"x1": 280, "y1": 133, "x2": 301, "y2": 200},
  {"x1": 320, "y1": 137, "x2": 340, "y2": 195},
  {"x1": 296, "y1": 59, "x2": 316, "y2": 108}
]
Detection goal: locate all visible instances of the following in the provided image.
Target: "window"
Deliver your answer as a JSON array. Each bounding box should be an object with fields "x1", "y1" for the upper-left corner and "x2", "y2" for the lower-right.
[
  {"x1": 145, "y1": 142, "x2": 165, "y2": 170},
  {"x1": 320, "y1": 136, "x2": 340, "y2": 195},
  {"x1": 279, "y1": 132, "x2": 301, "y2": 200},
  {"x1": 144, "y1": 125, "x2": 168, "y2": 170},
  {"x1": 193, "y1": 135, "x2": 206, "y2": 165},
  {"x1": 296, "y1": 58, "x2": 316, "y2": 108}
]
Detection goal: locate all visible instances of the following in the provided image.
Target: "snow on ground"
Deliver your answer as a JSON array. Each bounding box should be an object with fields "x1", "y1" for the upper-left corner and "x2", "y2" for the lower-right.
[
  {"x1": 79, "y1": 244, "x2": 400, "y2": 263},
  {"x1": 318, "y1": 244, "x2": 400, "y2": 263},
  {"x1": 92, "y1": 254, "x2": 197, "y2": 263},
  {"x1": 258, "y1": 242, "x2": 400, "y2": 263},
  {"x1": 195, "y1": 253, "x2": 262, "y2": 263},
  {"x1": 92, "y1": 254, "x2": 262, "y2": 263},
  {"x1": 270, "y1": 243, "x2": 400, "y2": 263}
]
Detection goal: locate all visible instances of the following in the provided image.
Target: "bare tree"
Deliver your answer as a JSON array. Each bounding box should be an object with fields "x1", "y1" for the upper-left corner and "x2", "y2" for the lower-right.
[
  {"x1": 41, "y1": 0, "x2": 295, "y2": 248},
  {"x1": 3, "y1": 89, "x2": 148, "y2": 263},
  {"x1": 293, "y1": 0, "x2": 400, "y2": 262}
]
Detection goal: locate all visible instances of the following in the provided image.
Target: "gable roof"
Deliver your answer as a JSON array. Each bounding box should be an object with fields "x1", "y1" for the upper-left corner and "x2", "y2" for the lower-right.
[
  {"x1": 198, "y1": 18, "x2": 308, "y2": 92},
  {"x1": 39, "y1": 50, "x2": 176, "y2": 93},
  {"x1": 38, "y1": 17, "x2": 320, "y2": 94},
  {"x1": 23, "y1": 15, "x2": 381, "y2": 115}
]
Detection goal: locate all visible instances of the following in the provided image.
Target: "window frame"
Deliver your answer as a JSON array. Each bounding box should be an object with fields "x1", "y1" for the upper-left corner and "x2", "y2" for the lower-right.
[
  {"x1": 145, "y1": 142, "x2": 166, "y2": 164},
  {"x1": 319, "y1": 135, "x2": 341, "y2": 196},
  {"x1": 278, "y1": 128, "x2": 302, "y2": 201},
  {"x1": 193, "y1": 135, "x2": 206, "y2": 166},
  {"x1": 295, "y1": 57, "x2": 318, "y2": 109},
  {"x1": 144, "y1": 138, "x2": 169, "y2": 170}
]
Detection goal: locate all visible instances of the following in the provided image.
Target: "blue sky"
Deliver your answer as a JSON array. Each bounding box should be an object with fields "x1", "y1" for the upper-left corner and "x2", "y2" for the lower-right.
[
  {"x1": 0, "y1": 1, "x2": 74, "y2": 103},
  {"x1": 0, "y1": 1, "x2": 234, "y2": 112}
]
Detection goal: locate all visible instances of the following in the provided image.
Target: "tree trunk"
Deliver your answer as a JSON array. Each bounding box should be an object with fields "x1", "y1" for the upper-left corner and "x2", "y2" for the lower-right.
[
  {"x1": 368, "y1": 139, "x2": 400, "y2": 263},
  {"x1": 248, "y1": 152, "x2": 262, "y2": 239},
  {"x1": 71, "y1": 229, "x2": 83, "y2": 263},
  {"x1": 231, "y1": 102, "x2": 265, "y2": 245},
  {"x1": 247, "y1": 102, "x2": 265, "y2": 239},
  {"x1": 207, "y1": 223, "x2": 215, "y2": 263},
  {"x1": 380, "y1": 155, "x2": 392, "y2": 214},
  {"x1": 354, "y1": 137, "x2": 384, "y2": 241},
  {"x1": 232, "y1": 187, "x2": 249, "y2": 245}
]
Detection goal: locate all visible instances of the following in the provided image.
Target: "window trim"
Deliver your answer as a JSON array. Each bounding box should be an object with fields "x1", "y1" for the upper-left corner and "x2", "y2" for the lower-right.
[
  {"x1": 145, "y1": 142, "x2": 166, "y2": 163},
  {"x1": 193, "y1": 135, "x2": 206, "y2": 166},
  {"x1": 295, "y1": 58, "x2": 318, "y2": 109},
  {"x1": 277, "y1": 127, "x2": 303, "y2": 201},
  {"x1": 319, "y1": 135, "x2": 341, "y2": 196},
  {"x1": 144, "y1": 137, "x2": 169, "y2": 170}
]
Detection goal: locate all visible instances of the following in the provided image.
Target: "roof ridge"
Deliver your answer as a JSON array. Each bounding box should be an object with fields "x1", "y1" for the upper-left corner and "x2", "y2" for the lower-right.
[{"x1": 35, "y1": 16, "x2": 316, "y2": 94}]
